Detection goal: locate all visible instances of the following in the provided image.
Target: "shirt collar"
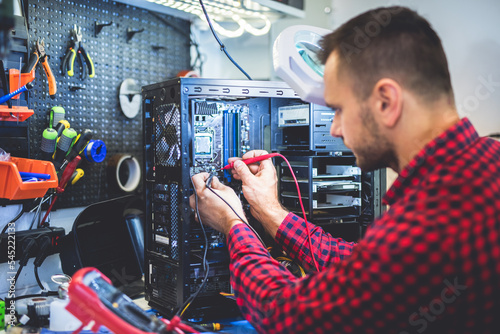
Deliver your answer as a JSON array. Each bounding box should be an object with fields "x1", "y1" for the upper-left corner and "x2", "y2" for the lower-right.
[{"x1": 383, "y1": 117, "x2": 478, "y2": 206}]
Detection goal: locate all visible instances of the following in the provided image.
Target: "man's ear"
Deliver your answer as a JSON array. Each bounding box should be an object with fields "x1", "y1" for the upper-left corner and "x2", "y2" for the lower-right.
[{"x1": 371, "y1": 78, "x2": 403, "y2": 128}]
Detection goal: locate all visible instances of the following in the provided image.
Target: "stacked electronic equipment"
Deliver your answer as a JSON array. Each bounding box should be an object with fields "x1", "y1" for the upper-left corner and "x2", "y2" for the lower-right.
[
  {"x1": 142, "y1": 78, "x2": 385, "y2": 320},
  {"x1": 271, "y1": 103, "x2": 386, "y2": 240}
]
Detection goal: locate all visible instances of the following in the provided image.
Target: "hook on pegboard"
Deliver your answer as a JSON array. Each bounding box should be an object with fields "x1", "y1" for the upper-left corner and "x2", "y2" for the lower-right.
[
  {"x1": 126, "y1": 27, "x2": 144, "y2": 43},
  {"x1": 94, "y1": 21, "x2": 113, "y2": 37}
]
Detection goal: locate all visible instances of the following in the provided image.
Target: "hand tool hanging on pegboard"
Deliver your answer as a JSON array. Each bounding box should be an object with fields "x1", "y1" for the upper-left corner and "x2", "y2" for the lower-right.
[
  {"x1": 23, "y1": 38, "x2": 57, "y2": 99},
  {"x1": 62, "y1": 25, "x2": 95, "y2": 80}
]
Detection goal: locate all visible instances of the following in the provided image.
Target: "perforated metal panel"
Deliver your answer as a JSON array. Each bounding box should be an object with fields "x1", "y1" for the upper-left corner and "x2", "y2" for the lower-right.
[
  {"x1": 26, "y1": 0, "x2": 190, "y2": 208},
  {"x1": 155, "y1": 103, "x2": 181, "y2": 167}
]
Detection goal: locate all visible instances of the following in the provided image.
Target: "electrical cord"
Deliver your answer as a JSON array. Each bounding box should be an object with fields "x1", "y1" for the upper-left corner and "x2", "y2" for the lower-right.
[
  {"x1": 204, "y1": 153, "x2": 320, "y2": 272},
  {"x1": 198, "y1": 0, "x2": 252, "y2": 80},
  {"x1": 14, "y1": 238, "x2": 37, "y2": 285},
  {"x1": 275, "y1": 154, "x2": 320, "y2": 272},
  {"x1": 34, "y1": 266, "x2": 44, "y2": 290},
  {"x1": 29, "y1": 195, "x2": 52, "y2": 229},
  {"x1": 0, "y1": 204, "x2": 25, "y2": 250},
  {"x1": 206, "y1": 186, "x2": 267, "y2": 248},
  {"x1": 33, "y1": 235, "x2": 52, "y2": 290},
  {"x1": 175, "y1": 177, "x2": 212, "y2": 319}
]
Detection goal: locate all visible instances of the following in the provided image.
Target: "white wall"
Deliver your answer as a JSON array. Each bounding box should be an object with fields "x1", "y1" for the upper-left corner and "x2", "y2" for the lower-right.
[
  {"x1": 330, "y1": 0, "x2": 500, "y2": 137},
  {"x1": 193, "y1": 0, "x2": 333, "y2": 80},
  {"x1": 195, "y1": 0, "x2": 500, "y2": 136}
]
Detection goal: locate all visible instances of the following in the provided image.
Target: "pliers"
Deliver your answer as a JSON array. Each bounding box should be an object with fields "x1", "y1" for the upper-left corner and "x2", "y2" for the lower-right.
[
  {"x1": 62, "y1": 25, "x2": 95, "y2": 79},
  {"x1": 23, "y1": 38, "x2": 57, "y2": 99}
]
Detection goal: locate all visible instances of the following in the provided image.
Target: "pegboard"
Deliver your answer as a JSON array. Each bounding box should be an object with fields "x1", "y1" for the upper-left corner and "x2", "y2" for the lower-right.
[{"x1": 25, "y1": 0, "x2": 191, "y2": 209}]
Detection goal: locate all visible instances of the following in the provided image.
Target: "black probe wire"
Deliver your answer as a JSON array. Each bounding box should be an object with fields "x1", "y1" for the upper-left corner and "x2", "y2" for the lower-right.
[
  {"x1": 198, "y1": 0, "x2": 253, "y2": 80},
  {"x1": 206, "y1": 186, "x2": 267, "y2": 248},
  {"x1": 175, "y1": 177, "x2": 212, "y2": 318}
]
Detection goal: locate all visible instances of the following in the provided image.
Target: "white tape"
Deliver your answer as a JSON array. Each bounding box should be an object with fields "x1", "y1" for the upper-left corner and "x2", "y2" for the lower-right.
[{"x1": 110, "y1": 154, "x2": 141, "y2": 192}]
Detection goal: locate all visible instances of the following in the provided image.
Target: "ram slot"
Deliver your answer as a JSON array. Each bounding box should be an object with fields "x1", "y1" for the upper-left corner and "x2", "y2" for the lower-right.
[
  {"x1": 223, "y1": 110, "x2": 231, "y2": 182},
  {"x1": 234, "y1": 111, "x2": 240, "y2": 158}
]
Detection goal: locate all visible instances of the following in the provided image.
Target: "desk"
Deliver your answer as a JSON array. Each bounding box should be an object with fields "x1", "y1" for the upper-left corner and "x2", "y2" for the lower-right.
[
  {"x1": 35, "y1": 320, "x2": 257, "y2": 333},
  {"x1": 3, "y1": 297, "x2": 257, "y2": 334}
]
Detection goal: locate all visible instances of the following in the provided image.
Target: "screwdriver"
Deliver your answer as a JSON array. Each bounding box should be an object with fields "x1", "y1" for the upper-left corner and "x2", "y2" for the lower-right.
[
  {"x1": 39, "y1": 156, "x2": 81, "y2": 227},
  {"x1": 54, "y1": 119, "x2": 71, "y2": 137},
  {"x1": 52, "y1": 127, "x2": 77, "y2": 169},
  {"x1": 221, "y1": 153, "x2": 280, "y2": 170},
  {"x1": 199, "y1": 323, "x2": 232, "y2": 331},
  {"x1": 49, "y1": 106, "x2": 65, "y2": 128},
  {"x1": 40, "y1": 128, "x2": 58, "y2": 161},
  {"x1": 59, "y1": 129, "x2": 92, "y2": 170},
  {"x1": 70, "y1": 168, "x2": 84, "y2": 186}
]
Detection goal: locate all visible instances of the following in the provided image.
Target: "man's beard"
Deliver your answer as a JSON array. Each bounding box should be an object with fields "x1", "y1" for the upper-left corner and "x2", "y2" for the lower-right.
[{"x1": 353, "y1": 105, "x2": 397, "y2": 172}]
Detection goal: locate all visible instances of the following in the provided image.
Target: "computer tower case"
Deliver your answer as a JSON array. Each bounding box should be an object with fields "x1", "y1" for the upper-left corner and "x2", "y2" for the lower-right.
[
  {"x1": 142, "y1": 77, "x2": 385, "y2": 320},
  {"x1": 142, "y1": 78, "x2": 301, "y2": 320}
]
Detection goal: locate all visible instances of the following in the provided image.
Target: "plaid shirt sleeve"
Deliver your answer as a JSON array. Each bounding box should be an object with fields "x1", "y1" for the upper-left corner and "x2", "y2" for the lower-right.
[
  {"x1": 228, "y1": 214, "x2": 455, "y2": 334},
  {"x1": 226, "y1": 119, "x2": 500, "y2": 333},
  {"x1": 274, "y1": 212, "x2": 356, "y2": 271}
]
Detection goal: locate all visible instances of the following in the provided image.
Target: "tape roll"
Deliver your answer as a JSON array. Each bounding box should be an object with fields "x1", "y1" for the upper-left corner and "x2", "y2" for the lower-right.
[{"x1": 107, "y1": 154, "x2": 141, "y2": 192}]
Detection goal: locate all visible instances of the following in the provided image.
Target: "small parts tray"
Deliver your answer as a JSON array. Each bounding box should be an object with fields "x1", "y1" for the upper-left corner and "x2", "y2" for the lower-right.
[
  {"x1": 0, "y1": 157, "x2": 58, "y2": 200},
  {"x1": 0, "y1": 105, "x2": 35, "y2": 122}
]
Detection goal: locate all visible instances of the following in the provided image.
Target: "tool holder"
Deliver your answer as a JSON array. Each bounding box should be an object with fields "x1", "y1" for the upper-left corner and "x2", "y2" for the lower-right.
[
  {"x1": 18, "y1": 0, "x2": 191, "y2": 209},
  {"x1": 0, "y1": 156, "x2": 58, "y2": 200}
]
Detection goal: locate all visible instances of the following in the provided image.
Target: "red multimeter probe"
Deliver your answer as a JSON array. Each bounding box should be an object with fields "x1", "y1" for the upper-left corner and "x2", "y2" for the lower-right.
[
  {"x1": 220, "y1": 152, "x2": 320, "y2": 272},
  {"x1": 221, "y1": 153, "x2": 280, "y2": 170}
]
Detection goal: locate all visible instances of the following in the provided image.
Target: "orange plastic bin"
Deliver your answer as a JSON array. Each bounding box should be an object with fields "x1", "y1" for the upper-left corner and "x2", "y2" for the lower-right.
[{"x1": 0, "y1": 157, "x2": 58, "y2": 200}]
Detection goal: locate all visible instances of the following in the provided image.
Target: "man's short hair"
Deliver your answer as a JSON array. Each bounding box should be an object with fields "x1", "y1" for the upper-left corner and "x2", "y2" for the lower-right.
[{"x1": 319, "y1": 6, "x2": 454, "y2": 102}]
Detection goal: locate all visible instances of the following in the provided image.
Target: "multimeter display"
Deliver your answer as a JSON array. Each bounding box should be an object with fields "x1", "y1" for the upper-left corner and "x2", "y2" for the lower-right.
[{"x1": 86, "y1": 275, "x2": 167, "y2": 333}]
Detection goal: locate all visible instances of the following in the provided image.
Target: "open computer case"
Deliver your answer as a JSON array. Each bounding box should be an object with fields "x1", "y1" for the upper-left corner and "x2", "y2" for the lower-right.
[{"x1": 142, "y1": 78, "x2": 385, "y2": 321}]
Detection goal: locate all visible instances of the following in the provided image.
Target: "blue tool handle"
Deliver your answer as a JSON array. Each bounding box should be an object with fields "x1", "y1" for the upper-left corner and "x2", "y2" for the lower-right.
[
  {"x1": 0, "y1": 82, "x2": 34, "y2": 104},
  {"x1": 19, "y1": 171, "x2": 51, "y2": 180}
]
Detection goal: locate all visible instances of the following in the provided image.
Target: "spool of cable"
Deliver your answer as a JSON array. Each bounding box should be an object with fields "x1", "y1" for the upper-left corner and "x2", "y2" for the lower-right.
[
  {"x1": 107, "y1": 154, "x2": 141, "y2": 192},
  {"x1": 41, "y1": 128, "x2": 58, "y2": 161},
  {"x1": 84, "y1": 139, "x2": 107, "y2": 163}
]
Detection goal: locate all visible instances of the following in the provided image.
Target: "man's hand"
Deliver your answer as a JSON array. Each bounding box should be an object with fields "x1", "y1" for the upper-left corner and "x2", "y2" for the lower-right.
[
  {"x1": 189, "y1": 172, "x2": 247, "y2": 236},
  {"x1": 228, "y1": 150, "x2": 288, "y2": 238}
]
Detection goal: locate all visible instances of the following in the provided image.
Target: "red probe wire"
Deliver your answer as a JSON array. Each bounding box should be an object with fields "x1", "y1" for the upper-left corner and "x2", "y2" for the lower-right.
[{"x1": 223, "y1": 153, "x2": 321, "y2": 273}]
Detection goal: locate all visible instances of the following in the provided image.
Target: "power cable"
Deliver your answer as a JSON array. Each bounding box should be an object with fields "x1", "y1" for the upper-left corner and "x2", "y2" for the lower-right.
[{"x1": 198, "y1": 0, "x2": 252, "y2": 80}]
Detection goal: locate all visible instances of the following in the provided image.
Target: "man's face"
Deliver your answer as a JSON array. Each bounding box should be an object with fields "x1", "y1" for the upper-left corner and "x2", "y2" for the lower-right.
[{"x1": 323, "y1": 52, "x2": 394, "y2": 171}]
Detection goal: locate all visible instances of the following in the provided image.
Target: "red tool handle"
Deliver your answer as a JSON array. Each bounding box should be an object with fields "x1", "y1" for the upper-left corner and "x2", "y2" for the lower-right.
[
  {"x1": 40, "y1": 156, "x2": 82, "y2": 227},
  {"x1": 221, "y1": 153, "x2": 280, "y2": 170},
  {"x1": 57, "y1": 155, "x2": 81, "y2": 192}
]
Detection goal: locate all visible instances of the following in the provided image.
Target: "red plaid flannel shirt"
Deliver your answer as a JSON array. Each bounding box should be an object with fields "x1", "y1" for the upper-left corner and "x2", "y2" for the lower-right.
[{"x1": 227, "y1": 118, "x2": 500, "y2": 333}]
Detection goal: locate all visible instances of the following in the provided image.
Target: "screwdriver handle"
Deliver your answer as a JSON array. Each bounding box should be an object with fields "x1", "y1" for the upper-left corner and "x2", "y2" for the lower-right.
[
  {"x1": 58, "y1": 156, "x2": 81, "y2": 192},
  {"x1": 221, "y1": 153, "x2": 280, "y2": 170}
]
